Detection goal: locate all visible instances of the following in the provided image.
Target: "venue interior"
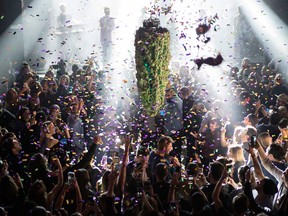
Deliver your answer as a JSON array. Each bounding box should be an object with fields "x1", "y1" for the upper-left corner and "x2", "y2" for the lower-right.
[{"x1": 0, "y1": 0, "x2": 288, "y2": 215}]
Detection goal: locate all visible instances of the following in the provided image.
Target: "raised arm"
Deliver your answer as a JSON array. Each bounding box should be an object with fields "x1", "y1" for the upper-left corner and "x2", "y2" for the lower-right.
[
  {"x1": 48, "y1": 157, "x2": 63, "y2": 208},
  {"x1": 73, "y1": 178, "x2": 83, "y2": 212},
  {"x1": 86, "y1": 71, "x2": 96, "y2": 92},
  {"x1": 107, "y1": 167, "x2": 118, "y2": 198},
  {"x1": 212, "y1": 169, "x2": 227, "y2": 211},
  {"x1": 220, "y1": 126, "x2": 228, "y2": 147},
  {"x1": 168, "y1": 172, "x2": 180, "y2": 203},
  {"x1": 82, "y1": 202, "x2": 103, "y2": 216},
  {"x1": 142, "y1": 190, "x2": 156, "y2": 213},
  {"x1": 64, "y1": 136, "x2": 100, "y2": 173},
  {"x1": 243, "y1": 168, "x2": 273, "y2": 216},
  {"x1": 246, "y1": 146, "x2": 265, "y2": 181},
  {"x1": 54, "y1": 184, "x2": 69, "y2": 209},
  {"x1": 255, "y1": 142, "x2": 283, "y2": 182},
  {"x1": 192, "y1": 177, "x2": 209, "y2": 203},
  {"x1": 105, "y1": 168, "x2": 118, "y2": 216},
  {"x1": 117, "y1": 135, "x2": 130, "y2": 193}
]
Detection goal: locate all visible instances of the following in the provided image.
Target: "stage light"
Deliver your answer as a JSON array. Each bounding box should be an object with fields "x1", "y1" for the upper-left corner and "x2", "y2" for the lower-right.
[{"x1": 238, "y1": 0, "x2": 288, "y2": 74}]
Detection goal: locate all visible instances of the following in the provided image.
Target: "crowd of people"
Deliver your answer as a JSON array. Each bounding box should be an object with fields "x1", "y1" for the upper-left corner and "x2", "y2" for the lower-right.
[{"x1": 0, "y1": 53, "x2": 288, "y2": 216}]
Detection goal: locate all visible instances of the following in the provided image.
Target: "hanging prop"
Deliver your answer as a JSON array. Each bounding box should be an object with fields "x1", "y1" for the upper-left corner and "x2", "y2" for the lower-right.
[{"x1": 135, "y1": 17, "x2": 171, "y2": 116}]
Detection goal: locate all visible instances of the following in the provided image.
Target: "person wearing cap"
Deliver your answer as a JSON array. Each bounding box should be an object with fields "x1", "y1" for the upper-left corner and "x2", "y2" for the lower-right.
[
  {"x1": 275, "y1": 93, "x2": 288, "y2": 109},
  {"x1": 256, "y1": 112, "x2": 281, "y2": 142},
  {"x1": 271, "y1": 74, "x2": 288, "y2": 96}
]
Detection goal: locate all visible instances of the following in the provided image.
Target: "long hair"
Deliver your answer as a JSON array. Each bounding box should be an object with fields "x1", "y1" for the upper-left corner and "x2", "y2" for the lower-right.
[
  {"x1": 228, "y1": 144, "x2": 245, "y2": 163},
  {"x1": 76, "y1": 168, "x2": 92, "y2": 201},
  {"x1": 29, "y1": 153, "x2": 48, "y2": 183}
]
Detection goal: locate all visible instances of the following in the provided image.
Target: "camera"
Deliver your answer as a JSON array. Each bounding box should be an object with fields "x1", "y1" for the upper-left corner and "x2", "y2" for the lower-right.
[
  {"x1": 250, "y1": 135, "x2": 257, "y2": 148},
  {"x1": 227, "y1": 165, "x2": 233, "y2": 174},
  {"x1": 187, "y1": 176, "x2": 194, "y2": 185}
]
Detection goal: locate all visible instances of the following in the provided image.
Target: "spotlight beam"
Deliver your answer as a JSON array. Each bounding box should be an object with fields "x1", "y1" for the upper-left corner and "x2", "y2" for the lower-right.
[{"x1": 239, "y1": 0, "x2": 288, "y2": 70}]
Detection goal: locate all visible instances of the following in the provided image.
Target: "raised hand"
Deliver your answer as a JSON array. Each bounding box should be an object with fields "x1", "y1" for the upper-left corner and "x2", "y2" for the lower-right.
[
  {"x1": 108, "y1": 169, "x2": 119, "y2": 184},
  {"x1": 93, "y1": 136, "x2": 103, "y2": 145},
  {"x1": 12, "y1": 173, "x2": 23, "y2": 189},
  {"x1": 190, "y1": 131, "x2": 199, "y2": 139}
]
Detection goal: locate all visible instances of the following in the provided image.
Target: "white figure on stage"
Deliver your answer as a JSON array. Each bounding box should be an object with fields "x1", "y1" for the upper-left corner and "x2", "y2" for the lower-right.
[{"x1": 100, "y1": 7, "x2": 115, "y2": 65}]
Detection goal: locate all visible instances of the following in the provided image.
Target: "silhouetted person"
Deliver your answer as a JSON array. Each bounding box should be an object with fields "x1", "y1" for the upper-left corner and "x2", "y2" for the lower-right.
[
  {"x1": 57, "y1": 4, "x2": 71, "y2": 28},
  {"x1": 100, "y1": 7, "x2": 115, "y2": 65}
]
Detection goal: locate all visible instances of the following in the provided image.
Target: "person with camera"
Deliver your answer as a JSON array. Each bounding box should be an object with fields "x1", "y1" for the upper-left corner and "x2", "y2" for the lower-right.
[
  {"x1": 201, "y1": 161, "x2": 232, "y2": 212},
  {"x1": 238, "y1": 125, "x2": 257, "y2": 163},
  {"x1": 28, "y1": 156, "x2": 63, "y2": 211},
  {"x1": 54, "y1": 171, "x2": 83, "y2": 215},
  {"x1": 212, "y1": 168, "x2": 249, "y2": 216},
  {"x1": 167, "y1": 170, "x2": 211, "y2": 216},
  {"x1": 253, "y1": 139, "x2": 288, "y2": 214},
  {"x1": 245, "y1": 144, "x2": 278, "y2": 211},
  {"x1": 166, "y1": 172, "x2": 181, "y2": 216},
  {"x1": 52, "y1": 136, "x2": 102, "y2": 214},
  {"x1": 123, "y1": 145, "x2": 150, "y2": 211}
]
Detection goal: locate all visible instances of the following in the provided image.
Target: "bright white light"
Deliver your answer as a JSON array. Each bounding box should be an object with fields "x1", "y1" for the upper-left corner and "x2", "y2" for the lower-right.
[
  {"x1": 238, "y1": 0, "x2": 288, "y2": 73},
  {"x1": 0, "y1": 0, "x2": 239, "y2": 106}
]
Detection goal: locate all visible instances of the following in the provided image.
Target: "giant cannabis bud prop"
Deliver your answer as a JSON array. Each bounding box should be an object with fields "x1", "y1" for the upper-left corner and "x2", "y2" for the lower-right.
[{"x1": 135, "y1": 17, "x2": 171, "y2": 116}]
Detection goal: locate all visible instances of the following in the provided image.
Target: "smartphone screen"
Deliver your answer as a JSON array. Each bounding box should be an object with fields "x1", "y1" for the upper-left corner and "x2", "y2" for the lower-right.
[
  {"x1": 188, "y1": 176, "x2": 194, "y2": 185},
  {"x1": 250, "y1": 135, "x2": 257, "y2": 147}
]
